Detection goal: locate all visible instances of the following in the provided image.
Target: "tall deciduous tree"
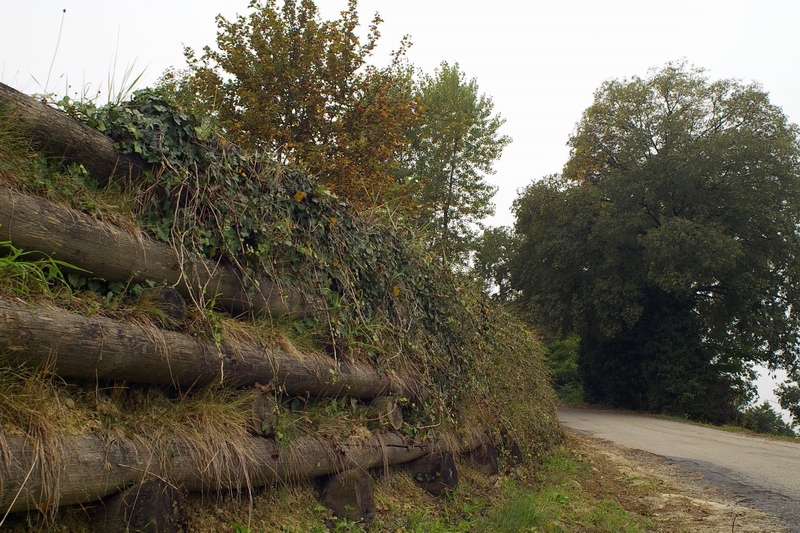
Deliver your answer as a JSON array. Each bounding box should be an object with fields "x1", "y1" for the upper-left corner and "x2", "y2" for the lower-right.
[
  {"x1": 404, "y1": 62, "x2": 510, "y2": 266},
  {"x1": 173, "y1": 0, "x2": 417, "y2": 206},
  {"x1": 512, "y1": 62, "x2": 800, "y2": 422},
  {"x1": 472, "y1": 226, "x2": 517, "y2": 301}
]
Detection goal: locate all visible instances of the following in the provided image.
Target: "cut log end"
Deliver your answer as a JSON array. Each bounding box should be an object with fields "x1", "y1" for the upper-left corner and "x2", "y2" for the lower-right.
[
  {"x1": 138, "y1": 286, "x2": 187, "y2": 326},
  {"x1": 404, "y1": 452, "x2": 458, "y2": 495},
  {"x1": 502, "y1": 440, "x2": 525, "y2": 467},
  {"x1": 91, "y1": 479, "x2": 188, "y2": 533},
  {"x1": 251, "y1": 390, "x2": 279, "y2": 437},
  {"x1": 369, "y1": 396, "x2": 403, "y2": 430},
  {"x1": 466, "y1": 442, "x2": 499, "y2": 476},
  {"x1": 318, "y1": 469, "x2": 376, "y2": 524}
]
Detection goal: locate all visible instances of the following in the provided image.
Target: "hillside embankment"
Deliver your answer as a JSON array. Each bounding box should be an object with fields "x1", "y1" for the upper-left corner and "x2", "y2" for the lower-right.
[{"x1": 0, "y1": 82, "x2": 562, "y2": 531}]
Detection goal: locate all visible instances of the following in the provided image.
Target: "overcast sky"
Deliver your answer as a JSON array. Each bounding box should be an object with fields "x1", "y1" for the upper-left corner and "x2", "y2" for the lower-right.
[
  {"x1": 2, "y1": 0, "x2": 799, "y2": 411},
  {"x1": 4, "y1": 1, "x2": 800, "y2": 227}
]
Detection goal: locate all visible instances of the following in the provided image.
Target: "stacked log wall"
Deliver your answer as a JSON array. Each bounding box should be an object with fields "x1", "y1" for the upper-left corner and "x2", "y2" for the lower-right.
[{"x1": 0, "y1": 83, "x2": 496, "y2": 518}]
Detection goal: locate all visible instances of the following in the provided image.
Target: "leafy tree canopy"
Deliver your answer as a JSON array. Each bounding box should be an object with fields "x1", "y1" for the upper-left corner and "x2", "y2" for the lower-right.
[
  {"x1": 472, "y1": 225, "x2": 517, "y2": 302},
  {"x1": 160, "y1": 5, "x2": 511, "y2": 265},
  {"x1": 512, "y1": 61, "x2": 800, "y2": 421},
  {"x1": 165, "y1": 0, "x2": 418, "y2": 207},
  {"x1": 403, "y1": 62, "x2": 510, "y2": 266}
]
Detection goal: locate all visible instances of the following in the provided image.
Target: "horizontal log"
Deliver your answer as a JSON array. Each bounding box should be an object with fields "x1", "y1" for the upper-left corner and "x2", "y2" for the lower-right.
[
  {"x1": 0, "y1": 430, "x2": 433, "y2": 514},
  {"x1": 0, "y1": 82, "x2": 151, "y2": 184},
  {"x1": 0, "y1": 297, "x2": 419, "y2": 400},
  {"x1": 0, "y1": 186, "x2": 316, "y2": 317}
]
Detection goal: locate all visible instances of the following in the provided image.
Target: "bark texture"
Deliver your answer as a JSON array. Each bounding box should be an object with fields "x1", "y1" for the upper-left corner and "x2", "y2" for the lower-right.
[
  {"x1": 0, "y1": 82, "x2": 150, "y2": 185},
  {"x1": 0, "y1": 431, "x2": 432, "y2": 514},
  {"x1": 0, "y1": 186, "x2": 315, "y2": 317},
  {"x1": 0, "y1": 297, "x2": 419, "y2": 399}
]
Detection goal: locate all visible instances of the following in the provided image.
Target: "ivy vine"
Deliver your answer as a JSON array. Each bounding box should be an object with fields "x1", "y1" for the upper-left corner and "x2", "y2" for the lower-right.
[{"x1": 57, "y1": 90, "x2": 558, "y2": 452}]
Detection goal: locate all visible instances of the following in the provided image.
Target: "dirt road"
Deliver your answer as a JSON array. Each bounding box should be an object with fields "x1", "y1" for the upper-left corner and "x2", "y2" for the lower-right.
[{"x1": 559, "y1": 406, "x2": 800, "y2": 530}]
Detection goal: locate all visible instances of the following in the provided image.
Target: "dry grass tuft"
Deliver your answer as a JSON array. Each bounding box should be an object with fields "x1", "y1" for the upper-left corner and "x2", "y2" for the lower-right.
[{"x1": 0, "y1": 362, "x2": 80, "y2": 524}]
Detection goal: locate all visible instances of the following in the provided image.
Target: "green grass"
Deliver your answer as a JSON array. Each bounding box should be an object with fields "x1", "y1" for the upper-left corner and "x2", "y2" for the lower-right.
[
  {"x1": 470, "y1": 449, "x2": 645, "y2": 533},
  {"x1": 0, "y1": 239, "x2": 81, "y2": 297}
]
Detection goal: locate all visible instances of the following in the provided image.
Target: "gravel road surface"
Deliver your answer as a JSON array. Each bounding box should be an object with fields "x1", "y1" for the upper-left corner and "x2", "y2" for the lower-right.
[{"x1": 558, "y1": 406, "x2": 800, "y2": 530}]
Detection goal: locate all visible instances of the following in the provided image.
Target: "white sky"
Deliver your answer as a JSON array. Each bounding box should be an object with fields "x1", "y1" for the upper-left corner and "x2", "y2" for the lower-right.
[{"x1": 2, "y1": 0, "x2": 799, "y2": 415}]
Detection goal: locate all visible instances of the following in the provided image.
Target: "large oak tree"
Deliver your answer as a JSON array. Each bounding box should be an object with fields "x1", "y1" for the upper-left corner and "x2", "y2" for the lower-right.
[{"x1": 512, "y1": 62, "x2": 800, "y2": 422}]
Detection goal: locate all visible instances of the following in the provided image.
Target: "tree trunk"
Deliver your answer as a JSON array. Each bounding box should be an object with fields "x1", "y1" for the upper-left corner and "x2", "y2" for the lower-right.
[
  {"x1": 0, "y1": 186, "x2": 316, "y2": 317},
  {"x1": 0, "y1": 82, "x2": 150, "y2": 185},
  {"x1": 0, "y1": 297, "x2": 419, "y2": 400},
  {"x1": 0, "y1": 431, "x2": 433, "y2": 514}
]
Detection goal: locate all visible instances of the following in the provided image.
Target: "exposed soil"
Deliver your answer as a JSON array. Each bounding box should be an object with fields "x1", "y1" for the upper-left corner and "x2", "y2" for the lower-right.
[{"x1": 574, "y1": 431, "x2": 792, "y2": 532}]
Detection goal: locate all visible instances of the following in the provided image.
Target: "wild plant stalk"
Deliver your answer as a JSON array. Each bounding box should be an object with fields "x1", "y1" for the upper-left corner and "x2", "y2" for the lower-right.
[
  {"x1": 33, "y1": 9, "x2": 144, "y2": 104},
  {"x1": 0, "y1": 240, "x2": 83, "y2": 296},
  {"x1": 44, "y1": 9, "x2": 67, "y2": 94}
]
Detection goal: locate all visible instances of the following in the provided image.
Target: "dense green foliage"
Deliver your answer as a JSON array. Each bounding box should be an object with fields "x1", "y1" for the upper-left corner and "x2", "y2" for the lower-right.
[
  {"x1": 544, "y1": 335, "x2": 584, "y2": 404},
  {"x1": 472, "y1": 225, "x2": 516, "y2": 301},
  {"x1": 512, "y1": 62, "x2": 800, "y2": 422},
  {"x1": 403, "y1": 62, "x2": 511, "y2": 266},
  {"x1": 739, "y1": 401, "x2": 797, "y2": 437}
]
